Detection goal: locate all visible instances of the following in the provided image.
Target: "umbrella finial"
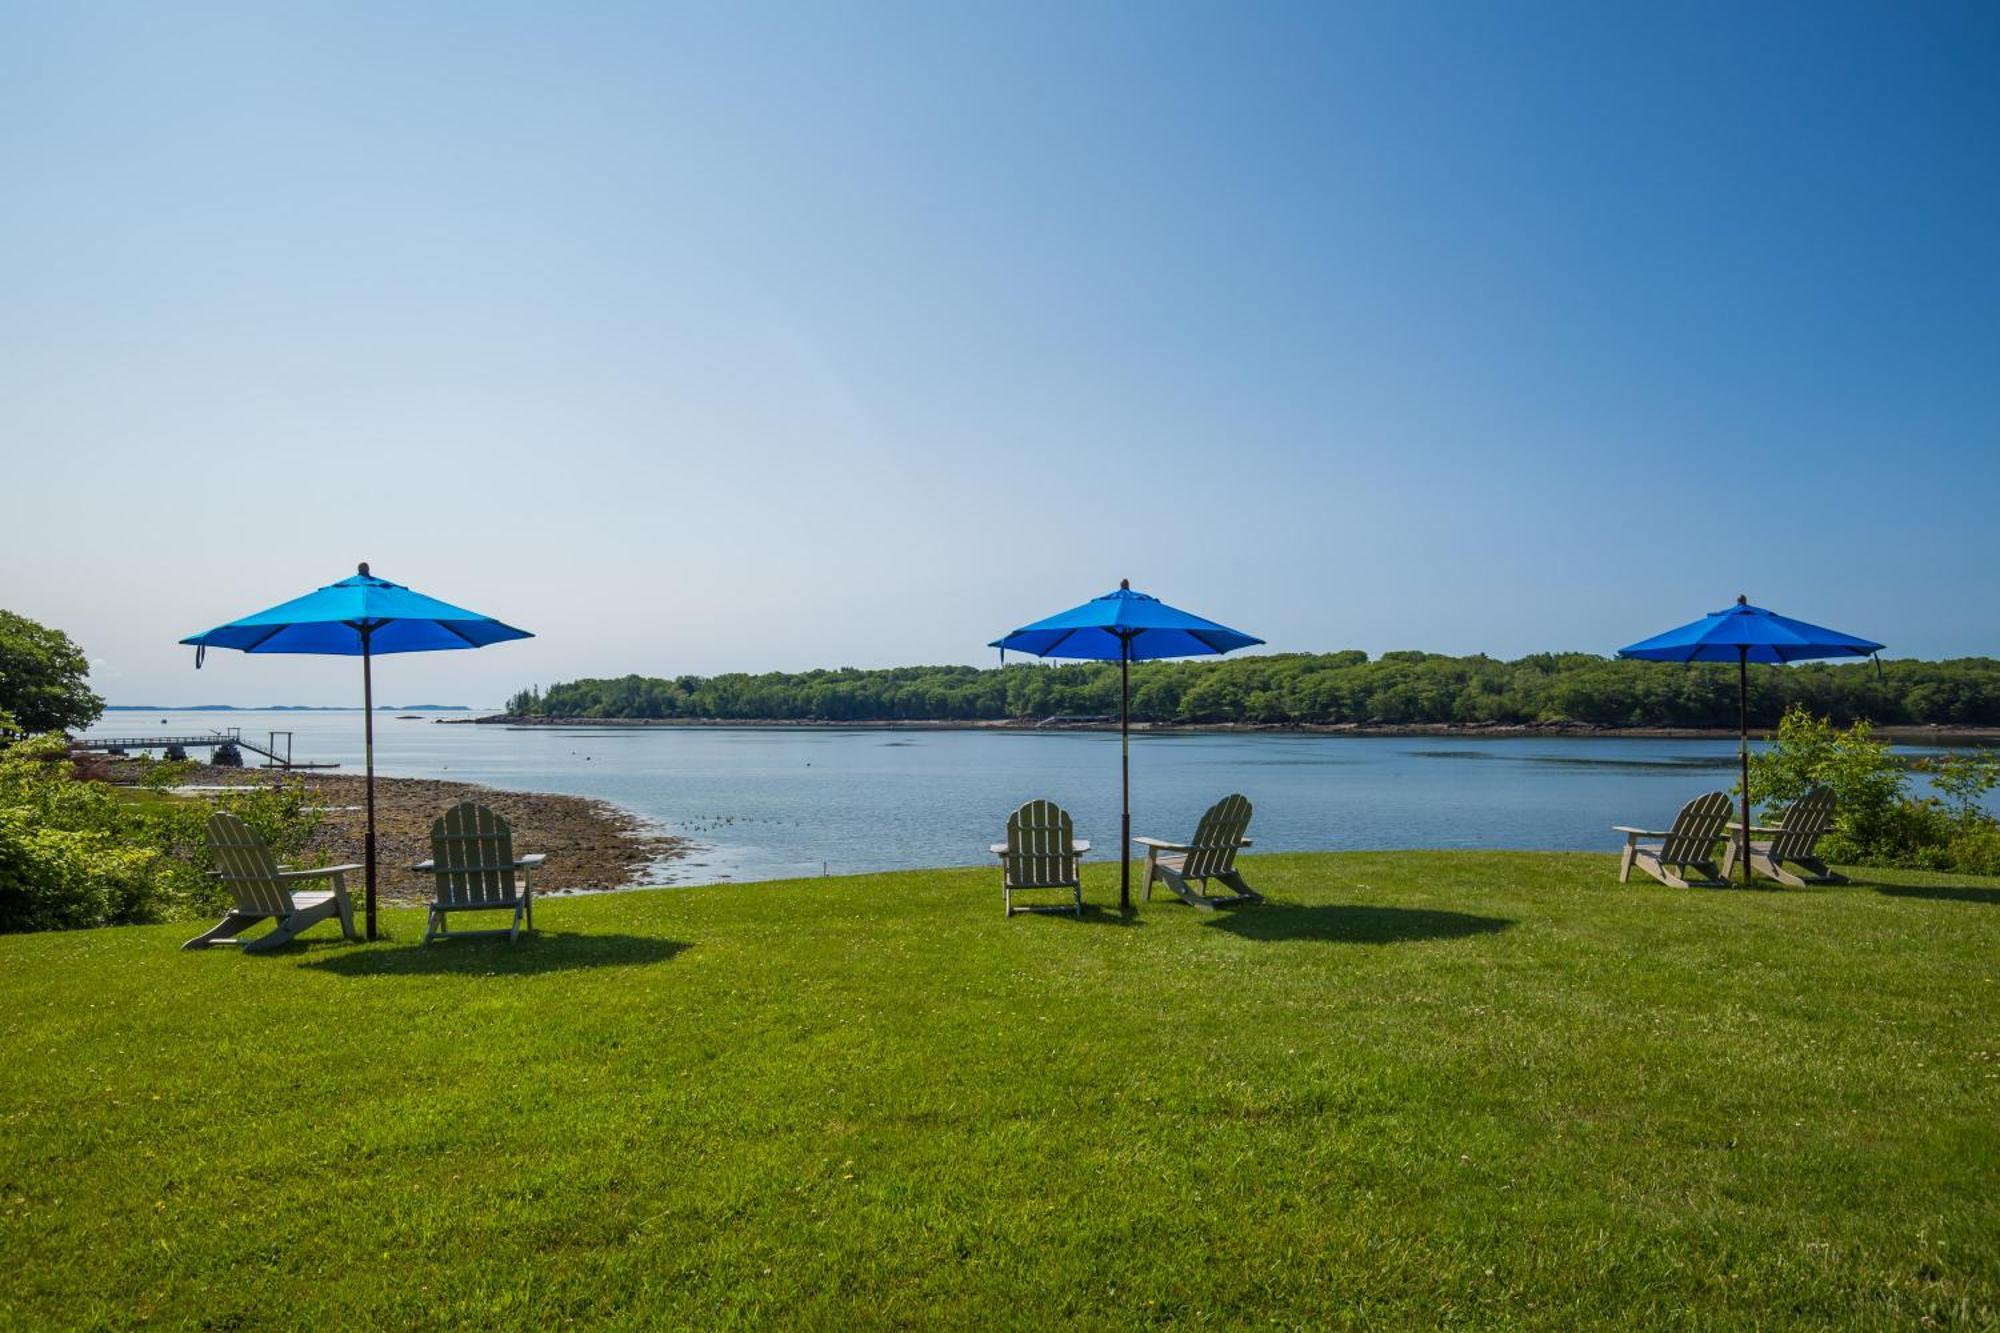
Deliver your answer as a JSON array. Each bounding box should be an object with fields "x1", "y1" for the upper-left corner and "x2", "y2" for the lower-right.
[
  {"x1": 1120, "y1": 578, "x2": 1130, "y2": 590},
  {"x1": 1737, "y1": 594, "x2": 1748, "y2": 605},
  {"x1": 358, "y1": 562, "x2": 370, "y2": 577}
]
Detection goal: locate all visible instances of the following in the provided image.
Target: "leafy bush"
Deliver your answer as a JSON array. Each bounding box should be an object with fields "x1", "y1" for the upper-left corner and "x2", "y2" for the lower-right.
[
  {"x1": 0, "y1": 734, "x2": 323, "y2": 933},
  {"x1": 1747, "y1": 706, "x2": 2000, "y2": 874}
]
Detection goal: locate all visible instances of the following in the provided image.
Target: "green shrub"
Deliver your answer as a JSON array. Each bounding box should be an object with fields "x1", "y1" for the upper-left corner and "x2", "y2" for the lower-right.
[
  {"x1": 1749, "y1": 706, "x2": 2000, "y2": 875},
  {"x1": 0, "y1": 810, "x2": 156, "y2": 932},
  {"x1": 0, "y1": 733, "x2": 323, "y2": 933}
]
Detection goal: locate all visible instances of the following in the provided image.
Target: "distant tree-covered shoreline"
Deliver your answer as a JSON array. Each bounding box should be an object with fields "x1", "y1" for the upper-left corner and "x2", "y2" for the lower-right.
[{"x1": 506, "y1": 653, "x2": 2000, "y2": 730}]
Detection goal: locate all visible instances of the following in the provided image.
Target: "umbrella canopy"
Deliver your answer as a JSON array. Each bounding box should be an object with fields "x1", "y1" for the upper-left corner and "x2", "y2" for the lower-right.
[
  {"x1": 181, "y1": 568, "x2": 531, "y2": 659},
  {"x1": 1618, "y1": 596, "x2": 1882, "y2": 885},
  {"x1": 992, "y1": 584, "x2": 1263, "y2": 662},
  {"x1": 992, "y1": 581, "x2": 1263, "y2": 910},
  {"x1": 1616, "y1": 598, "x2": 1882, "y2": 666},
  {"x1": 182, "y1": 564, "x2": 532, "y2": 938}
]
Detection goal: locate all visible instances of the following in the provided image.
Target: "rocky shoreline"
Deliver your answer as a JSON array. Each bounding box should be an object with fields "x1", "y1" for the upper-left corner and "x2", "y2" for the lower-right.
[
  {"x1": 459, "y1": 714, "x2": 2000, "y2": 744},
  {"x1": 155, "y1": 764, "x2": 688, "y2": 904}
]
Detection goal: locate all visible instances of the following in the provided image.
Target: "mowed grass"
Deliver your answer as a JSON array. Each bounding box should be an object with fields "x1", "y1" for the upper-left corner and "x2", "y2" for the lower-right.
[{"x1": 1, "y1": 853, "x2": 1996, "y2": 1330}]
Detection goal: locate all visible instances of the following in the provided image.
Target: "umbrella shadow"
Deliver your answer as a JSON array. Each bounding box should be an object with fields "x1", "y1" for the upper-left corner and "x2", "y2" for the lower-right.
[
  {"x1": 1864, "y1": 877, "x2": 2000, "y2": 907},
  {"x1": 298, "y1": 931, "x2": 688, "y2": 977},
  {"x1": 1203, "y1": 902, "x2": 1512, "y2": 945}
]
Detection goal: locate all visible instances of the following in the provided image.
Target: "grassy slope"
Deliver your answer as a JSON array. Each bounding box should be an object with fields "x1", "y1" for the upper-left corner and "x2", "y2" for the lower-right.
[{"x1": 1, "y1": 853, "x2": 1995, "y2": 1330}]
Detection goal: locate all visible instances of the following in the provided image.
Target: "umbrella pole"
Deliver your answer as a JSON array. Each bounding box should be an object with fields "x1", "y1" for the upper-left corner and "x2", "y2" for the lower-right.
[
  {"x1": 1120, "y1": 642, "x2": 1131, "y2": 913},
  {"x1": 1738, "y1": 646, "x2": 1751, "y2": 887},
  {"x1": 362, "y1": 628, "x2": 378, "y2": 939}
]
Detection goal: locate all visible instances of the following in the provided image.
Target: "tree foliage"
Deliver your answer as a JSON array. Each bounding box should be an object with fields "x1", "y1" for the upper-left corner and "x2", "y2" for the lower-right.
[
  {"x1": 0, "y1": 609, "x2": 103, "y2": 734},
  {"x1": 506, "y1": 653, "x2": 2000, "y2": 730}
]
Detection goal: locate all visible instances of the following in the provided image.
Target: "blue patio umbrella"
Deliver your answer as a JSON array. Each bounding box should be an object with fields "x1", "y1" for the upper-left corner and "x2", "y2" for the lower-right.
[
  {"x1": 182, "y1": 564, "x2": 532, "y2": 938},
  {"x1": 1618, "y1": 596, "x2": 1882, "y2": 885},
  {"x1": 992, "y1": 580, "x2": 1263, "y2": 910}
]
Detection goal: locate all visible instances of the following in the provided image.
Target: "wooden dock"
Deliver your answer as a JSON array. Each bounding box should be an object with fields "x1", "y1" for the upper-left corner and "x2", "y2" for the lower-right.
[{"x1": 68, "y1": 728, "x2": 339, "y2": 770}]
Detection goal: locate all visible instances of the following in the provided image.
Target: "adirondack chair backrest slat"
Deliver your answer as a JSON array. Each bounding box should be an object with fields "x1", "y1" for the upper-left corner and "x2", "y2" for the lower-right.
[
  {"x1": 205, "y1": 811, "x2": 294, "y2": 916},
  {"x1": 1182, "y1": 793, "x2": 1253, "y2": 880},
  {"x1": 1004, "y1": 800, "x2": 1078, "y2": 889},
  {"x1": 430, "y1": 802, "x2": 518, "y2": 907},
  {"x1": 1661, "y1": 791, "x2": 1735, "y2": 864},
  {"x1": 1767, "y1": 787, "x2": 1836, "y2": 862}
]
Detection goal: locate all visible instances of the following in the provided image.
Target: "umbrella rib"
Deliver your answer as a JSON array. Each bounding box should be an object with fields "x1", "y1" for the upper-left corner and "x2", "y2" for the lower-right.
[
  {"x1": 240, "y1": 623, "x2": 289, "y2": 653},
  {"x1": 437, "y1": 620, "x2": 484, "y2": 648},
  {"x1": 1038, "y1": 627, "x2": 1081, "y2": 657}
]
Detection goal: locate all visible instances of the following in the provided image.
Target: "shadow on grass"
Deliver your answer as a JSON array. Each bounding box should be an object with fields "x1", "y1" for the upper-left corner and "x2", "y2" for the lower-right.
[
  {"x1": 1865, "y1": 879, "x2": 2000, "y2": 906},
  {"x1": 1011, "y1": 904, "x2": 1144, "y2": 928},
  {"x1": 1204, "y1": 903, "x2": 1512, "y2": 945},
  {"x1": 298, "y1": 931, "x2": 688, "y2": 977}
]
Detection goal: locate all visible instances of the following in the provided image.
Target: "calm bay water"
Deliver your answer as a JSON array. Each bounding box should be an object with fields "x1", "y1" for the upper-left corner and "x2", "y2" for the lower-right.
[{"x1": 95, "y1": 710, "x2": 1994, "y2": 886}]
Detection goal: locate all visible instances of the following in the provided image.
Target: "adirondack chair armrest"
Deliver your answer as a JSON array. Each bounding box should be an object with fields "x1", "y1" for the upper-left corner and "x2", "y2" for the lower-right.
[
  {"x1": 1612, "y1": 826, "x2": 1669, "y2": 838},
  {"x1": 277, "y1": 864, "x2": 363, "y2": 881},
  {"x1": 1725, "y1": 822, "x2": 1785, "y2": 836},
  {"x1": 413, "y1": 858, "x2": 542, "y2": 872},
  {"x1": 989, "y1": 843, "x2": 1009, "y2": 855},
  {"x1": 1132, "y1": 836, "x2": 1191, "y2": 851}
]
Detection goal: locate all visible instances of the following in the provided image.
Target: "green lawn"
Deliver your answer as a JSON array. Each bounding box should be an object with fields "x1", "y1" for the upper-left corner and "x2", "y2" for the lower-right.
[{"x1": 2, "y1": 853, "x2": 1996, "y2": 1330}]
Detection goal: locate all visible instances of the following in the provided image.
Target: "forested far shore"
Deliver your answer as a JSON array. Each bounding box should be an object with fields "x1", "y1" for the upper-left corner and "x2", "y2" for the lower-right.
[{"x1": 506, "y1": 653, "x2": 2000, "y2": 730}]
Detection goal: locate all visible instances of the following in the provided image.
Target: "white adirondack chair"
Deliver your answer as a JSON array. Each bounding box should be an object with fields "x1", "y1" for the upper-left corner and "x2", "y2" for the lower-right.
[
  {"x1": 183, "y1": 810, "x2": 362, "y2": 952},
  {"x1": 1136, "y1": 792, "x2": 1259, "y2": 910},
  {"x1": 1722, "y1": 786, "x2": 1841, "y2": 886},
  {"x1": 413, "y1": 802, "x2": 545, "y2": 943},
  {"x1": 991, "y1": 799, "x2": 1088, "y2": 918},
  {"x1": 1615, "y1": 791, "x2": 1734, "y2": 887}
]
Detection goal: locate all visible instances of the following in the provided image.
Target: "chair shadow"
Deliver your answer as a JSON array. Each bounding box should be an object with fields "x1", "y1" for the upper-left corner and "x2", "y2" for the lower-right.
[
  {"x1": 1011, "y1": 904, "x2": 1144, "y2": 928},
  {"x1": 298, "y1": 931, "x2": 688, "y2": 977},
  {"x1": 1203, "y1": 902, "x2": 1512, "y2": 945}
]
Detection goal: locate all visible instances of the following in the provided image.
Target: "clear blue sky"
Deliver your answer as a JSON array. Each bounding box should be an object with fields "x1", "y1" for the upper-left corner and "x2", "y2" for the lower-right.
[{"x1": 3, "y1": 2, "x2": 1995, "y2": 705}]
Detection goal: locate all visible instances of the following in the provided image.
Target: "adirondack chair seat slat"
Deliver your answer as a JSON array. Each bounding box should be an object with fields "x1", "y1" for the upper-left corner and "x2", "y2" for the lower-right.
[
  {"x1": 184, "y1": 812, "x2": 361, "y2": 953},
  {"x1": 1139, "y1": 794, "x2": 1260, "y2": 910},
  {"x1": 417, "y1": 803, "x2": 544, "y2": 943}
]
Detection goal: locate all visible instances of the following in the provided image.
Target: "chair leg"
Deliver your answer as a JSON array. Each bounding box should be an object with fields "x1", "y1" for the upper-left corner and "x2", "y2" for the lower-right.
[
  {"x1": 1634, "y1": 852, "x2": 1689, "y2": 889},
  {"x1": 182, "y1": 912, "x2": 265, "y2": 950},
  {"x1": 330, "y1": 875, "x2": 359, "y2": 942},
  {"x1": 1156, "y1": 864, "x2": 1214, "y2": 910},
  {"x1": 1142, "y1": 849, "x2": 1159, "y2": 903},
  {"x1": 243, "y1": 901, "x2": 335, "y2": 954},
  {"x1": 1214, "y1": 871, "x2": 1261, "y2": 903},
  {"x1": 1618, "y1": 841, "x2": 1636, "y2": 883},
  {"x1": 1720, "y1": 836, "x2": 1740, "y2": 880},
  {"x1": 1764, "y1": 856, "x2": 1808, "y2": 889}
]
